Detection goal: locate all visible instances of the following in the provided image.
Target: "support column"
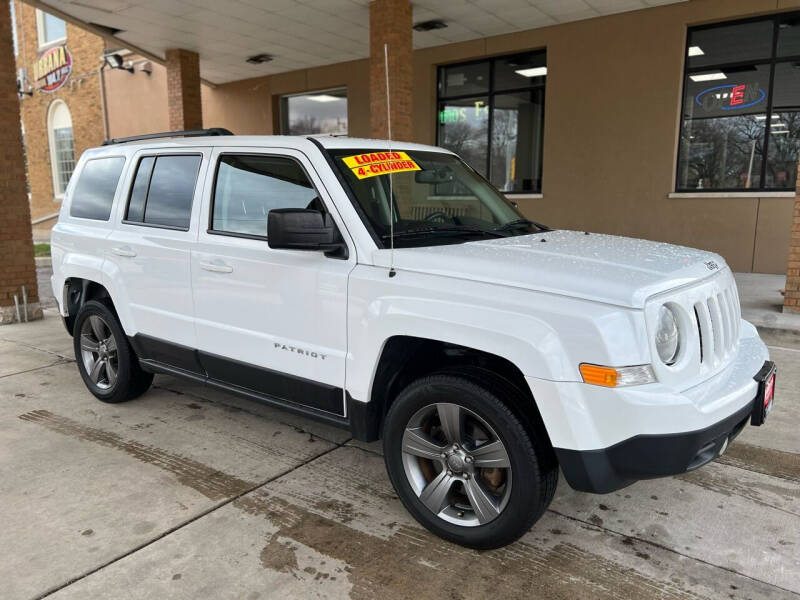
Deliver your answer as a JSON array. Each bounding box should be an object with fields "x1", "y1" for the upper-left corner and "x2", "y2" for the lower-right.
[
  {"x1": 165, "y1": 49, "x2": 202, "y2": 131},
  {"x1": 0, "y1": 2, "x2": 39, "y2": 324},
  {"x1": 783, "y1": 163, "x2": 800, "y2": 313},
  {"x1": 369, "y1": 0, "x2": 412, "y2": 141}
]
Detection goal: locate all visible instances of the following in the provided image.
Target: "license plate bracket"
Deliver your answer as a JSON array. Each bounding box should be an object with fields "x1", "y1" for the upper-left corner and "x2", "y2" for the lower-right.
[{"x1": 751, "y1": 361, "x2": 776, "y2": 426}]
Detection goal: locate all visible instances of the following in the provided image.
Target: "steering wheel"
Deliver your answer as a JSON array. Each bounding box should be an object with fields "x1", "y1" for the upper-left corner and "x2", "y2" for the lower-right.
[{"x1": 424, "y1": 211, "x2": 452, "y2": 223}]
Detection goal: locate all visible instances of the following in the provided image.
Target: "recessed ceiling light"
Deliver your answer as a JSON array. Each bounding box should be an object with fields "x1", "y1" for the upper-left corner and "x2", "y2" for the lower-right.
[
  {"x1": 413, "y1": 19, "x2": 447, "y2": 32},
  {"x1": 515, "y1": 66, "x2": 547, "y2": 77},
  {"x1": 307, "y1": 94, "x2": 341, "y2": 103},
  {"x1": 690, "y1": 71, "x2": 726, "y2": 82},
  {"x1": 246, "y1": 53, "x2": 273, "y2": 65},
  {"x1": 755, "y1": 115, "x2": 780, "y2": 120},
  {"x1": 688, "y1": 46, "x2": 704, "y2": 57}
]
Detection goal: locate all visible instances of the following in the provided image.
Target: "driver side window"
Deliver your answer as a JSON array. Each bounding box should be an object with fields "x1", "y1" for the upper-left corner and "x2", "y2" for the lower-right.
[{"x1": 211, "y1": 154, "x2": 321, "y2": 238}]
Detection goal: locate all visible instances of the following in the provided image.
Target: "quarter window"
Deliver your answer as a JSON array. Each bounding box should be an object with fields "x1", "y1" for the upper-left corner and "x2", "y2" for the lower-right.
[
  {"x1": 437, "y1": 52, "x2": 546, "y2": 194},
  {"x1": 677, "y1": 13, "x2": 800, "y2": 191},
  {"x1": 70, "y1": 157, "x2": 125, "y2": 221},
  {"x1": 211, "y1": 154, "x2": 320, "y2": 237},
  {"x1": 125, "y1": 155, "x2": 201, "y2": 230}
]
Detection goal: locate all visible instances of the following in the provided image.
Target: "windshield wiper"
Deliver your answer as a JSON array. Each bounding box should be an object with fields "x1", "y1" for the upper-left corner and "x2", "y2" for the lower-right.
[
  {"x1": 380, "y1": 226, "x2": 506, "y2": 240},
  {"x1": 494, "y1": 218, "x2": 550, "y2": 233}
]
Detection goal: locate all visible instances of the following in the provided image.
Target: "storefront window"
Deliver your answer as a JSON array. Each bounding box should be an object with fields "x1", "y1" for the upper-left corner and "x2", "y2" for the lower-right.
[
  {"x1": 280, "y1": 88, "x2": 347, "y2": 135},
  {"x1": 677, "y1": 13, "x2": 800, "y2": 191},
  {"x1": 47, "y1": 100, "x2": 75, "y2": 198},
  {"x1": 437, "y1": 52, "x2": 546, "y2": 194}
]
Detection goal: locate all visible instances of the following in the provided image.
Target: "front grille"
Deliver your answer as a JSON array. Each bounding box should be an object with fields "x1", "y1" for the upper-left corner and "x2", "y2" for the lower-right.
[{"x1": 693, "y1": 280, "x2": 741, "y2": 368}]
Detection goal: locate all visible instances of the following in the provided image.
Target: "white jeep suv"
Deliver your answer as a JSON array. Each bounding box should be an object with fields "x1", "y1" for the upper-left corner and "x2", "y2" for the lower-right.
[{"x1": 51, "y1": 129, "x2": 775, "y2": 549}]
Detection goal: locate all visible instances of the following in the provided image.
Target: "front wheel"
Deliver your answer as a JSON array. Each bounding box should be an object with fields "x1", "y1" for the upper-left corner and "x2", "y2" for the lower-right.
[{"x1": 383, "y1": 373, "x2": 557, "y2": 549}]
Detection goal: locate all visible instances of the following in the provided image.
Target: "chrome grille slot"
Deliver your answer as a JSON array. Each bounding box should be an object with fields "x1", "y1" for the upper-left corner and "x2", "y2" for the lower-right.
[
  {"x1": 707, "y1": 295, "x2": 724, "y2": 362},
  {"x1": 697, "y1": 281, "x2": 741, "y2": 367}
]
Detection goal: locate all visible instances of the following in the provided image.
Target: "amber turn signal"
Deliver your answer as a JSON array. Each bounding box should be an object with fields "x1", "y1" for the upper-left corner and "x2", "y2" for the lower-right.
[
  {"x1": 580, "y1": 364, "x2": 619, "y2": 387},
  {"x1": 579, "y1": 363, "x2": 656, "y2": 387}
]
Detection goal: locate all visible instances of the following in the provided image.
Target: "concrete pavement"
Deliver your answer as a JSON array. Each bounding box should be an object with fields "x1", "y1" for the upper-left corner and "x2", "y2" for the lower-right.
[{"x1": 1, "y1": 310, "x2": 799, "y2": 599}]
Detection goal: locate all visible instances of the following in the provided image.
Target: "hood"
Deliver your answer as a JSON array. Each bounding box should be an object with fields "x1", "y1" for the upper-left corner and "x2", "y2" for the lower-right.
[{"x1": 371, "y1": 230, "x2": 725, "y2": 308}]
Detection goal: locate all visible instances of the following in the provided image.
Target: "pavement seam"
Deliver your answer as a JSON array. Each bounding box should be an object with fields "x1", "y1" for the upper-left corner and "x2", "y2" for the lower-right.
[
  {"x1": 0, "y1": 336, "x2": 73, "y2": 360},
  {"x1": 32, "y1": 438, "x2": 351, "y2": 600},
  {"x1": 547, "y1": 507, "x2": 800, "y2": 598},
  {"x1": 0, "y1": 359, "x2": 72, "y2": 380}
]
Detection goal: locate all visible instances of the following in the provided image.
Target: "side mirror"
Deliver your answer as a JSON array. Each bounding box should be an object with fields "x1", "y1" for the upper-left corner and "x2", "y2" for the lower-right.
[{"x1": 267, "y1": 209, "x2": 348, "y2": 259}]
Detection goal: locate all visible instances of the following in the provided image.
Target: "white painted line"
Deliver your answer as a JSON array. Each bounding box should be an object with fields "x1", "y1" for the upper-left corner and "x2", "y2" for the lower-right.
[{"x1": 766, "y1": 345, "x2": 800, "y2": 353}]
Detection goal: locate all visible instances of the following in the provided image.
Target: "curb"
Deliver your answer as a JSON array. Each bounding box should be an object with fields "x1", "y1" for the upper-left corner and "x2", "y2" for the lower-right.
[
  {"x1": 35, "y1": 256, "x2": 52, "y2": 268},
  {"x1": 752, "y1": 323, "x2": 800, "y2": 347}
]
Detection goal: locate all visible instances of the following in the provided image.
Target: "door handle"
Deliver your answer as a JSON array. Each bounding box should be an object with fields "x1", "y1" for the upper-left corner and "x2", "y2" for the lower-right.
[
  {"x1": 111, "y1": 246, "x2": 137, "y2": 258},
  {"x1": 199, "y1": 260, "x2": 233, "y2": 274}
]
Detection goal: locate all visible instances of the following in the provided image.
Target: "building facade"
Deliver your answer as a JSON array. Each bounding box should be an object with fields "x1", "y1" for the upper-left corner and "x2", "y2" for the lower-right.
[
  {"x1": 13, "y1": 0, "x2": 800, "y2": 274},
  {"x1": 12, "y1": 0, "x2": 105, "y2": 241}
]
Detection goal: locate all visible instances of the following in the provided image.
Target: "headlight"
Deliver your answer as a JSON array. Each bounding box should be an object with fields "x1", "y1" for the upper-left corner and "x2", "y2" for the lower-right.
[{"x1": 655, "y1": 305, "x2": 680, "y2": 365}]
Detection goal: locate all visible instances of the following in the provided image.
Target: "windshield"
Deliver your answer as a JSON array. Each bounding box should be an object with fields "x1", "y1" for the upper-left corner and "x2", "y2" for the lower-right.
[{"x1": 328, "y1": 148, "x2": 547, "y2": 248}]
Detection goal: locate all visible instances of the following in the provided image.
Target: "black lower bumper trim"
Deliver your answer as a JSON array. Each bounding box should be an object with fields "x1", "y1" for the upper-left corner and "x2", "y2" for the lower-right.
[{"x1": 554, "y1": 399, "x2": 753, "y2": 494}]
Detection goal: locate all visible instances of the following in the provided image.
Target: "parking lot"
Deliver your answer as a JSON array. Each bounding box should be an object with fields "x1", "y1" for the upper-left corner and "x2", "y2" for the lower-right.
[{"x1": 1, "y1": 308, "x2": 798, "y2": 600}]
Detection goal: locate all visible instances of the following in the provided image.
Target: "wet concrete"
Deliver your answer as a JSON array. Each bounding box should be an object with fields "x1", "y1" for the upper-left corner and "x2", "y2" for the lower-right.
[{"x1": 1, "y1": 310, "x2": 799, "y2": 599}]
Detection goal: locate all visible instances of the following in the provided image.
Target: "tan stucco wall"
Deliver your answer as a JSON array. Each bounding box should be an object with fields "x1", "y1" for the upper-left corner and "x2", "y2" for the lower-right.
[{"x1": 103, "y1": 0, "x2": 800, "y2": 273}]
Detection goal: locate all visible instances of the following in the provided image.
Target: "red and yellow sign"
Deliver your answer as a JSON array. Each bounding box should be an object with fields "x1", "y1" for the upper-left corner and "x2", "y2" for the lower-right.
[
  {"x1": 33, "y1": 45, "x2": 73, "y2": 93},
  {"x1": 342, "y1": 151, "x2": 421, "y2": 179}
]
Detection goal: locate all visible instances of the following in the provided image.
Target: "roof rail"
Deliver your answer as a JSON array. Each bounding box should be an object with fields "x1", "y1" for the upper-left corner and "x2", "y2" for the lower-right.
[{"x1": 101, "y1": 128, "x2": 233, "y2": 146}]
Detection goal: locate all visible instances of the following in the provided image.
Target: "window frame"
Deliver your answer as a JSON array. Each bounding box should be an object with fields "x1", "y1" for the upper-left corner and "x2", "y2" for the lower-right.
[
  {"x1": 47, "y1": 99, "x2": 75, "y2": 201},
  {"x1": 435, "y1": 51, "x2": 547, "y2": 195},
  {"x1": 207, "y1": 152, "x2": 326, "y2": 242},
  {"x1": 279, "y1": 87, "x2": 349, "y2": 136},
  {"x1": 676, "y1": 12, "x2": 800, "y2": 193},
  {"x1": 122, "y1": 153, "x2": 203, "y2": 232},
  {"x1": 68, "y1": 155, "x2": 126, "y2": 222},
  {"x1": 35, "y1": 8, "x2": 66, "y2": 50}
]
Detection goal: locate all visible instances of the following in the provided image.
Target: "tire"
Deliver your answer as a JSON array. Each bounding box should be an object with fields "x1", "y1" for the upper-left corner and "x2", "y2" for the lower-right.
[
  {"x1": 383, "y1": 372, "x2": 558, "y2": 549},
  {"x1": 73, "y1": 300, "x2": 153, "y2": 403}
]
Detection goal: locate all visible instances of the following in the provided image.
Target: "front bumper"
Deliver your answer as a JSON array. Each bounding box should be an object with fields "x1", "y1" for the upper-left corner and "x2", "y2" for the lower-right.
[
  {"x1": 527, "y1": 320, "x2": 770, "y2": 493},
  {"x1": 553, "y1": 397, "x2": 753, "y2": 493}
]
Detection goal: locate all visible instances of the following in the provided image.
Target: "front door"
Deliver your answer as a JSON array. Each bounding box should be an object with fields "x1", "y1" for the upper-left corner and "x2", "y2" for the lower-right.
[{"x1": 191, "y1": 147, "x2": 355, "y2": 416}]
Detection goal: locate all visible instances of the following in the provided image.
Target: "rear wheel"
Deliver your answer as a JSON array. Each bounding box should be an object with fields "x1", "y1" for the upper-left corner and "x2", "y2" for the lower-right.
[
  {"x1": 73, "y1": 300, "x2": 153, "y2": 403},
  {"x1": 383, "y1": 373, "x2": 557, "y2": 549}
]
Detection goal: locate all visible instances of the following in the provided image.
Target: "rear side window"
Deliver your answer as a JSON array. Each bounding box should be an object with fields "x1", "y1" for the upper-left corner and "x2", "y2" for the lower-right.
[
  {"x1": 69, "y1": 157, "x2": 126, "y2": 221},
  {"x1": 125, "y1": 154, "x2": 202, "y2": 230},
  {"x1": 211, "y1": 154, "x2": 319, "y2": 237}
]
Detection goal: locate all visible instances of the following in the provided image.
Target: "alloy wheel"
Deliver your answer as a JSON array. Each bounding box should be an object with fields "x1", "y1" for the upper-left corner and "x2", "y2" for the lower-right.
[
  {"x1": 79, "y1": 315, "x2": 119, "y2": 390},
  {"x1": 401, "y1": 402, "x2": 512, "y2": 526}
]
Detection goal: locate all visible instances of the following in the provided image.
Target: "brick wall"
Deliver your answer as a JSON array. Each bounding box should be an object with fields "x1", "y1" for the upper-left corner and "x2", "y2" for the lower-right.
[
  {"x1": 13, "y1": 1, "x2": 105, "y2": 240},
  {"x1": 166, "y1": 48, "x2": 202, "y2": 131},
  {"x1": 369, "y1": 0, "x2": 412, "y2": 142},
  {"x1": 1, "y1": 1, "x2": 38, "y2": 321},
  {"x1": 784, "y1": 165, "x2": 800, "y2": 313}
]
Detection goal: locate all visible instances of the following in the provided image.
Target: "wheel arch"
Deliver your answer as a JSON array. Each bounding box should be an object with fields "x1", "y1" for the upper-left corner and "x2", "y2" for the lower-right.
[
  {"x1": 61, "y1": 278, "x2": 115, "y2": 336},
  {"x1": 349, "y1": 335, "x2": 553, "y2": 452}
]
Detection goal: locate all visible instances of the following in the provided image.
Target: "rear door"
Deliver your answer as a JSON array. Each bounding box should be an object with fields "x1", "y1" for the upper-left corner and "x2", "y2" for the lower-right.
[
  {"x1": 105, "y1": 147, "x2": 210, "y2": 374},
  {"x1": 191, "y1": 146, "x2": 355, "y2": 416}
]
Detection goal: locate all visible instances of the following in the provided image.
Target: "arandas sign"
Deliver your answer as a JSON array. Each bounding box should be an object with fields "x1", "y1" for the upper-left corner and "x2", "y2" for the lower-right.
[{"x1": 33, "y1": 46, "x2": 73, "y2": 93}]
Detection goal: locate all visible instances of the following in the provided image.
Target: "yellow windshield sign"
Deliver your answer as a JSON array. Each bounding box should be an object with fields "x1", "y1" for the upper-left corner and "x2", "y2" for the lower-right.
[{"x1": 341, "y1": 151, "x2": 421, "y2": 179}]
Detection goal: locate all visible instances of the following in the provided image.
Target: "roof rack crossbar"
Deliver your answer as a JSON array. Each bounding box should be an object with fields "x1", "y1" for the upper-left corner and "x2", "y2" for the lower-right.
[{"x1": 102, "y1": 128, "x2": 234, "y2": 146}]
